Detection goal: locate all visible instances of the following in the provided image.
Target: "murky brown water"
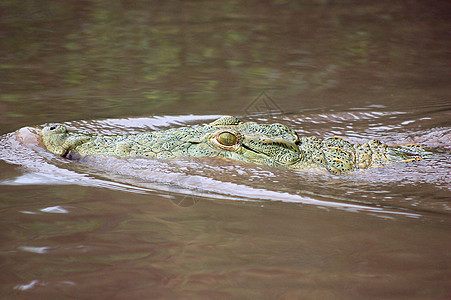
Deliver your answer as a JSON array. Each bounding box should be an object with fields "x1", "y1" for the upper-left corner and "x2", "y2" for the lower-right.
[{"x1": 1, "y1": 1, "x2": 450, "y2": 299}]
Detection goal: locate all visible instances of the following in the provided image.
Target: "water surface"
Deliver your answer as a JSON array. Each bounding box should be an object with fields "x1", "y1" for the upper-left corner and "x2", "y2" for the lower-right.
[{"x1": 1, "y1": 0, "x2": 450, "y2": 299}]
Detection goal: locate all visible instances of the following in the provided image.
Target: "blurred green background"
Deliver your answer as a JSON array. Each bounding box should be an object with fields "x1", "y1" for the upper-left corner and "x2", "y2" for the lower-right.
[{"x1": 1, "y1": 0, "x2": 449, "y2": 132}]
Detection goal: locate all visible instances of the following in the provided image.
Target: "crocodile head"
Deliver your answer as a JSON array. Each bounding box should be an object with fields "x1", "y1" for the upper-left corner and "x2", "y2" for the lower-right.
[{"x1": 40, "y1": 116, "x2": 303, "y2": 167}]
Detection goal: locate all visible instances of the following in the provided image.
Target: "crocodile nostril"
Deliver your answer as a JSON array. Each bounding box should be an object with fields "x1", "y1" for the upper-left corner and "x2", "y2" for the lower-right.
[{"x1": 49, "y1": 125, "x2": 57, "y2": 130}]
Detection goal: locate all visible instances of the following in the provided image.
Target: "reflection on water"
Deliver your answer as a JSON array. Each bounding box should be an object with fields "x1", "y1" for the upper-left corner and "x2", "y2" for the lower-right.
[
  {"x1": 1, "y1": 0, "x2": 450, "y2": 132},
  {"x1": 1, "y1": 0, "x2": 450, "y2": 298}
]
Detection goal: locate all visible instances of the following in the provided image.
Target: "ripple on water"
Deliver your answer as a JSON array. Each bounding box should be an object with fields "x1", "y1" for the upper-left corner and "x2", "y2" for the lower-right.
[{"x1": 0, "y1": 113, "x2": 449, "y2": 218}]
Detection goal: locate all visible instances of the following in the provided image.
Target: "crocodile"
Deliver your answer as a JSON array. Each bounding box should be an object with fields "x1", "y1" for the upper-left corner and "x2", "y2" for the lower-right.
[{"x1": 40, "y1": 116, "x2": 428, "y2": 174}]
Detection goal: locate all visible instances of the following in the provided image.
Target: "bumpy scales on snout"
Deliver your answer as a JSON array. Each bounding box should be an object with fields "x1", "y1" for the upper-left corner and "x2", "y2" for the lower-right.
[{"x1": 40, "y1": 116, "x2": 428, "y2": 174}]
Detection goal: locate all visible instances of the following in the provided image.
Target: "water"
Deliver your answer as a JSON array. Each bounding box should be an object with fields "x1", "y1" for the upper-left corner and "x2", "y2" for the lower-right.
[{"x1": 1, "y1": 1, "x2": 450, "y2": 299}]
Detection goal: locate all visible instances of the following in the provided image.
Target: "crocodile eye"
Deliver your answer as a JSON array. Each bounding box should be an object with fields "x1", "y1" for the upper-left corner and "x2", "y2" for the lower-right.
[{"x1": 217, "y1": 132, "x2": 237, "y2": 146}]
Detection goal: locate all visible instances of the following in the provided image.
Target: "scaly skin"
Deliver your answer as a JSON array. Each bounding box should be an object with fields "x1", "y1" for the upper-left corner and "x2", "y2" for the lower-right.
[{"x1": 40, "y1": 116, "x2": 428, "y2": 174}]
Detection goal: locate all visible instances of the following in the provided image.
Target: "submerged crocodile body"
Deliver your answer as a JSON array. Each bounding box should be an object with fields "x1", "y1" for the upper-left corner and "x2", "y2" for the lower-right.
[{"x1": 40, "y1": 116, "x2": 427, "y2": 174}]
